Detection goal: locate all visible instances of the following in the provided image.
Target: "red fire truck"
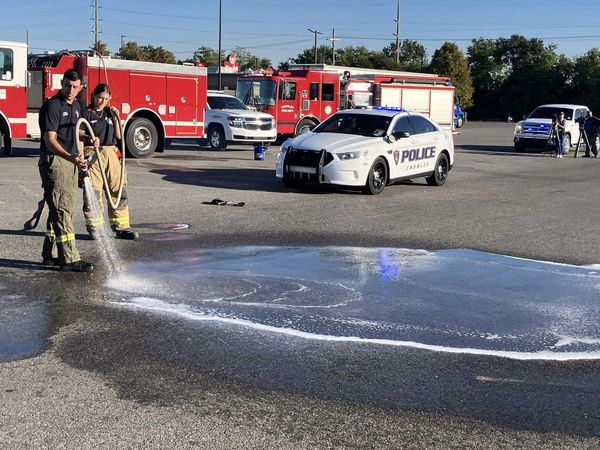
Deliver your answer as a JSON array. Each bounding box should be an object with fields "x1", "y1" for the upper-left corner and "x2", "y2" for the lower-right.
[
  {"x1": 0, "y1": 40, "x2": 207, "y2": 158},
  {"x1": 235, "y1": 63, "x2": 456, "y2": 137}
]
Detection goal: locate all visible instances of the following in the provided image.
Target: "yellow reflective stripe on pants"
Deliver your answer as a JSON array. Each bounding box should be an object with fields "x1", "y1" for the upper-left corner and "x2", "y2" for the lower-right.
[
  {"x1": 110, "y1": 216, "x2": 130, "y2": 228},
  {"x1": 85, "y1": 217, "x2": 105, "y2": 227},
  {"x1": 55, "y1": 233, "x2": 76, "y2": 244},
  {"x1": 46, "y1": 229, "x2": 56, "y2": 238}
]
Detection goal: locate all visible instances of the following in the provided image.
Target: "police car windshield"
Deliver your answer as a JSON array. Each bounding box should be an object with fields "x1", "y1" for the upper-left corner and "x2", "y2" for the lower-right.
[
  {"x1": 314, "y1": 113, "x2": 391, "y2": 137},
  {"x1": 207, "y1": 96, "x2": 248, "y2": 110},
  {"x1": 528, "y1": 107, "x2": 574, "y2": 120}
]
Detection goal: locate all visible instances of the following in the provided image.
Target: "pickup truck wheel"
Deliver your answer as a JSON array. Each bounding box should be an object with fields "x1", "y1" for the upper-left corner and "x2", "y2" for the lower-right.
[
  {"x1": 364, "y1": 157, "x2": 388, "y2": 195},
  {"x1": 564, "y1": 134, "x2": 571, "y2": 153},
  {"x1": 426, "y1": 153, "x2": 449, "y2": 186},
  {"x1": 456, "y1": 116, "x2": 464, "y2": 128},
  {"x1": 208, "y1": 126, "x2": 227, "y2": 151},
  {"x1": 126, "y1": 118, "x2": 158, "y2": 158}
]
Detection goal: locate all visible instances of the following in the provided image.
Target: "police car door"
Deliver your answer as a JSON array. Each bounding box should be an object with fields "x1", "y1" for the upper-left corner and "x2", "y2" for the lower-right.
[
  {"x1": 388, "y1": 115, "x2": 418, "y2": 179},
  {"x1": 403, "y1": 114, "x2": 439, "y2": 176}
]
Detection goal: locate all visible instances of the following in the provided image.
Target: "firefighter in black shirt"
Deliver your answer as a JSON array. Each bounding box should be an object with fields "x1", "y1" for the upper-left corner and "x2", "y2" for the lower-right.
[
  {"x1": 38, "y1": 69, "x2": 94, "y2": 272},
  {"x1": 81, "y1": 83, "x2": 138, "y2": 240}
]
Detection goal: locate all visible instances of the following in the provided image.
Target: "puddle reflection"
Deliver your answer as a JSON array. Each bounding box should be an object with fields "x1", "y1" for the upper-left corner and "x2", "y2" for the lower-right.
[
  {"x1": 107, "y1": 247, "x2": 600, "y2": 360},
  {"x1": 0, "y1": 294, "x2": 48, "y2": 362}
]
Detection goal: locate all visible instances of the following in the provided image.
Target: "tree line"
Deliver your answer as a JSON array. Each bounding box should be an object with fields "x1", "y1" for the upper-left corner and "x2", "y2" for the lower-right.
[{"x1": 93, "y1": 35, "x2": 600, "y2": 120}]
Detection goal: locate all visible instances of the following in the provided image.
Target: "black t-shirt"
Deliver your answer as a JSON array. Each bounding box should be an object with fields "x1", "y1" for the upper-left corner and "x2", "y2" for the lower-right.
[
  {"x1": 82, "y1": 107, "x2": 116, "y2": 146},
  {"x1": 39, "y1": 92, "x2": 82, "y2": 154}
]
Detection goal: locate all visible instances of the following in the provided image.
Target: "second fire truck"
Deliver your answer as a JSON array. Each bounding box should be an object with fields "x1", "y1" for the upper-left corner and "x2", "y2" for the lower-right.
[{"x1": 235, "y1": 64, "x2": 457, "y2": 137}]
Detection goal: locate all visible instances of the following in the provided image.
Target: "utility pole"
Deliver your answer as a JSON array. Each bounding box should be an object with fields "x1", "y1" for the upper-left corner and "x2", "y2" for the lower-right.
[
  {"x1": 94, "y1": 0, "x2": 100, "y2": 52},
  {"x1": 393, "y1": 0, "x2": 400, "y2": 65},
  {"x1": 307, "y1": 28, "x2": 322, "y2": 64},
  {"x1": 218, "y1": 0, "x2": 222, "y2": 90},
  {"x1": 327, "y1": 28, "x2": 340, "y2": 65},
  {"x1": 120, "y1": 35, "x2": 126, "y2": 50}
]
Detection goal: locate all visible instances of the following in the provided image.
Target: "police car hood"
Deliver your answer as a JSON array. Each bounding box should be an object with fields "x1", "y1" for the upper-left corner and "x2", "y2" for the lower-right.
[{"x1": 292, "y1": 132, "x2": 375, "y2": 152}]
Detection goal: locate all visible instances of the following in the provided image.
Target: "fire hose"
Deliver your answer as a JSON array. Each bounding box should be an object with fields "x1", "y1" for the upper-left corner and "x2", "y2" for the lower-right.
[
  {"x1": 76, "y1": 110, "x2": 127, "y2": 210},
  {"x1": 23, "y1": 110, "x2": 127, "y2": 229}
]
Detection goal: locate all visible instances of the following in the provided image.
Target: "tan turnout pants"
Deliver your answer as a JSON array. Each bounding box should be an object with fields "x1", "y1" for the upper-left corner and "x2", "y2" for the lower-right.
[
  {"x1": 39, "y1": 153, "x2": 81, "y2": 264},
  {"x1": 83, "y1": 145, "x2": 131, "y2": 232}
]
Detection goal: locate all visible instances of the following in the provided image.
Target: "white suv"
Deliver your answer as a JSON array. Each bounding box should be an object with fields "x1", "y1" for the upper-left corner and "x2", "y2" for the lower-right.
[
  {"x1": 513, "y1": 104, "x2": 589, "y2": 152},
  {"x1": 204, "y1": 92, "x2": 276, "y2": 150}
]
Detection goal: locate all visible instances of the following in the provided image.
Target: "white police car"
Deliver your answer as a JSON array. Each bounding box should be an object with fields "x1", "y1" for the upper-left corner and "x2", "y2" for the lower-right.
[{"x1": 275, "y1": 107, "x2": 454, "y2": 194}]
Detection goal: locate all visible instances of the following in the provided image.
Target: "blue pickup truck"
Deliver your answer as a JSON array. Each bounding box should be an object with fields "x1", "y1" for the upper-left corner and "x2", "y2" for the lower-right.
[{"x1": 454, "y1": 103, "x2": 466, "y2": 128}]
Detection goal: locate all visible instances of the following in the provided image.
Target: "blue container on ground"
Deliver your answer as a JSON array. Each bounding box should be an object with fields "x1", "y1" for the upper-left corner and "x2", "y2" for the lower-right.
[{"x1": 254, "y1": 145, "x2": 266, "y2": 161}]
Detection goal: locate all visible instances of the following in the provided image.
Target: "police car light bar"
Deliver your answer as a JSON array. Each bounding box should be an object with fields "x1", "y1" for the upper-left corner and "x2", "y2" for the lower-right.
[{"x1": 373, "y1": 106, "x2": 405, "y2": 112}]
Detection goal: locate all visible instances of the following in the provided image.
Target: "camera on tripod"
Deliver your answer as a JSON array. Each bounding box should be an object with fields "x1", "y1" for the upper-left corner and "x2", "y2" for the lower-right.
[
  {"x1": 575, "y1": 116, "x2": 586, "y2": 128},
  {"x1": 552, "y1": 113, "x2": 558, "y2": 125}
]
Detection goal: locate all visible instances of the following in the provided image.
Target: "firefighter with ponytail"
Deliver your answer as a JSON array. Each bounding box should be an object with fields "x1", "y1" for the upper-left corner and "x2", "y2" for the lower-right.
[{"x1": 81, "y1": 83, "x2": 139, "y2": 240}]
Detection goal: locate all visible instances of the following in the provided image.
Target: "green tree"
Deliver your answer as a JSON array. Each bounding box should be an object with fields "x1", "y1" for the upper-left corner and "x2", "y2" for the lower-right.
[
  {"x1": 383, "y1": 40, "x2": 428, "y2": 71},
  {"x1": 230, "y1": 47, "x2": 271, "y2": 72},
  {"x1": 571, "y1": 48, "x2": 600, "y2": 113},
  {"x1": 91, "y1": 40, "x2": 109, "y2": 56},
  {"x1": 495, "y1": 35, "x2": 570, "y2": 119},
  {"x1": 467, "y1": 38, "x2": 505, "y2": 119},
  {"x1": 291, "y1": 45, "x2": 333, "y2": 64},
  {"x1": 118, "y1": 41, "x2": 176, "y2": 64},
  {"x1": 429, "y1": 42, "x2": 474, "y2": 108},
  {"x1": 187, "y1": 46, "x2": 222, "y2": 66}
]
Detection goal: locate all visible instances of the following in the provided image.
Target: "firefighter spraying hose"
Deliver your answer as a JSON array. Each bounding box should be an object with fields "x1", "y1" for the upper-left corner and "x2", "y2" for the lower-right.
[
  {"x1": 76, "y1": 112, "x2": 126, "y2": 211},
  {"x1": 79, "y1": 83, "x2": 139, "y2": 240}
]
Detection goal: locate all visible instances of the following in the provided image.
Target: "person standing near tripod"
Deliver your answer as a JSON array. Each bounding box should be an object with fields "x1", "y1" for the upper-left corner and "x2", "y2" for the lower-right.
[
  {"x1": 556, "y1": 111, "x2": 567, "y2": 158},
  {"x1": 583, "y1": 110, "x2": 599, "y2": 158}
]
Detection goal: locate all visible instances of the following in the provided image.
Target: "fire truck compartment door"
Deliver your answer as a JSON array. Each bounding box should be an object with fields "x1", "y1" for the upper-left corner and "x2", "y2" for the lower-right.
[{"x1": 166, "y1": 76, "x2": 198, "y2": 135}]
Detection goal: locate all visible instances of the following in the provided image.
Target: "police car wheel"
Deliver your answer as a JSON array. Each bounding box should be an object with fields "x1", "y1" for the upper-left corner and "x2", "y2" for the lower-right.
[
  {"x1": 364, "y1": 157, "x2": 388, "y2": 195},
  {"x1": 456, "y1": 116, "x2": 464, "y2": 128},
  {"x1": 282, "y1": 175, "x2": 305, "y2": 190},
  {"x1": 514, "y1": 142, "x2": 525, "y2": 152},
  {"x1": 426, "y1": 153, "x2": 449, "y2": 186}
]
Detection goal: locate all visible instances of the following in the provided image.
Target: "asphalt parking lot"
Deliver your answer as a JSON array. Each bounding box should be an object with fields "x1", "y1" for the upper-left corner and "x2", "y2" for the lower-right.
[{"x1": 1, "y1": 121, "x2": 600, "y2": 448}]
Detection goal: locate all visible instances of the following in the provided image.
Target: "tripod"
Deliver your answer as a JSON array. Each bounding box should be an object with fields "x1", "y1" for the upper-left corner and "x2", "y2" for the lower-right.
[
  {"x1": 544, "y1": 121, "x2": 561, "y2": 156},
  {"x1": 573, "y1": 124, "x2": 590, "y2": 158}
]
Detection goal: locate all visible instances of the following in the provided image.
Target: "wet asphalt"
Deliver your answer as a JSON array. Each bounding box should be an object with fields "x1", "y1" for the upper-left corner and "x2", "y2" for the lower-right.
[{"x1": 2, "y1": 123, "x2": 600, "y2": 448}]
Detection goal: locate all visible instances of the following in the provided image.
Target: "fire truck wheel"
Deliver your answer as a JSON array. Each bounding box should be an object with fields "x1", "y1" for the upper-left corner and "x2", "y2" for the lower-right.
[
  {"x1": 364, "y1": 157, "x2": 388, "y2": 195},
  {"x1": 0, "y1": 131, "x2": 10, "y2": 156},
  {"x1": 208, "y1": 126, "x2": 227, "y2": 151},
  {"x1": 126, "y1": 118, "x2": 158, "y2": 158},
  {"x1": 426, "y1": 153, "x2": 449, "y2": 186},
  {"x1": 295, "y1": 119, "x2": 317, "y2": 136}
]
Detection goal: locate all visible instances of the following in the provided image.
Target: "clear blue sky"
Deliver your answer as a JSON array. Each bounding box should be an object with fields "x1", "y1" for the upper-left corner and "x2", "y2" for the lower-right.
[{"x1": 3, "y1": 0, "x2": 600, "y2": 66}]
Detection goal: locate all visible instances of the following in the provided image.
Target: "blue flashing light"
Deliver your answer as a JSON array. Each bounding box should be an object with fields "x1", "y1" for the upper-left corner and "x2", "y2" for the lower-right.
[{"x1": 375, "y1": 106, "x2": 405, "y2": 112}]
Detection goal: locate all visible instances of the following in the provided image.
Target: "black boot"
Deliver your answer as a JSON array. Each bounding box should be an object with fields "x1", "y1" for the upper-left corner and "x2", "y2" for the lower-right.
[
  {"x1": 60, "y1": 260, "x2": 94, "y2": 272},
  {"x1": 115, "y1": 229, "x2": 139, "y2": 240}
]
